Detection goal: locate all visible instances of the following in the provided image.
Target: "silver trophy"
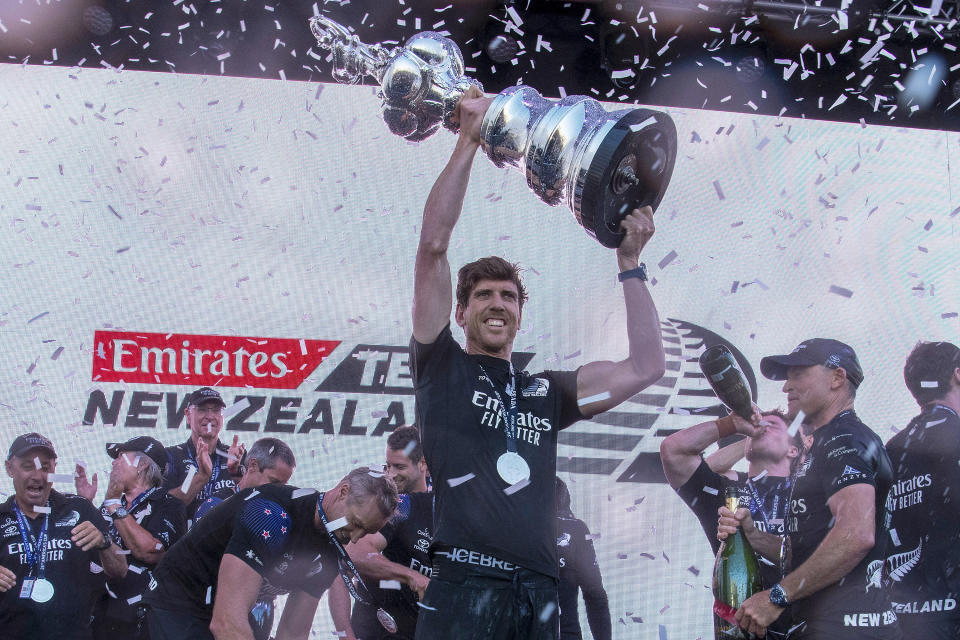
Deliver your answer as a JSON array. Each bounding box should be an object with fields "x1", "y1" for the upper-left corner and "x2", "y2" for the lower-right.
[{"x1": 309, "y1": 15, "x2": 677, "y2": 248}]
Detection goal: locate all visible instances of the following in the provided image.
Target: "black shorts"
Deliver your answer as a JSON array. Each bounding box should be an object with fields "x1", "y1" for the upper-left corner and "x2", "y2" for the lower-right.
[{"x1": 414, "y1": 547, "x2": 559, "y2": 640}]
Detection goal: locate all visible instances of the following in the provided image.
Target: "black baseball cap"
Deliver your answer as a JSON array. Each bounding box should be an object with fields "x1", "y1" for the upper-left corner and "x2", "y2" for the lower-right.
[
  {"x1": 760, "y1": 338, "x2": 864, "y2": 387},
  {"x1": 186, "y1": 386, "x2": 226, "y2": 408},
  {"x1": 106, "y1": 436, "x2": 167, "y2": 470},
  {"x1": 7, "y1": 433, "x2": 57, "y2": 460}
]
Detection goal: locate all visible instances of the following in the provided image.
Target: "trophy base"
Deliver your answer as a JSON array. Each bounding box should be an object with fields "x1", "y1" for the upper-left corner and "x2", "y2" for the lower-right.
[{"x1": 575, "y1": 109, "x2": 677, "y2": 248}]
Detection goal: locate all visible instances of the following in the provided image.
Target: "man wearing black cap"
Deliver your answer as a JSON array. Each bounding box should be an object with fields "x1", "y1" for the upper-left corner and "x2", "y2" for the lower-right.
[
  {"x1": 163, "y1": 387, "x2": 244, "y2": 522},
  {"x1": 718, "y1": 339, "x2": 900, "y2": 639},
  {"x1": 75, "y1": 437, "x2": 187, "y2": 639},
  {"x1": 884, "y1": 341, "x2": 960, "y2": 639},
  {"x1": 1, "y1": 433, "x2": 127, "y2": 640}
]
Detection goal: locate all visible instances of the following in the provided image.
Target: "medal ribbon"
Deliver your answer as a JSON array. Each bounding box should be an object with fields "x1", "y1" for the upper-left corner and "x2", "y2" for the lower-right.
[
  {"x1": 187, "y1": 441, "x2": 222, "y2": 502},
  {"x1": 745, "y1": 477, "x2": 788, "y2": 532},
  {"x1": 315, "y1": 492, "x2": 377, "y2": 606},
  {"x1": 13, "y1": 502, "x2": 50, "y2": 580},
  {"x1": 476, "y1": 362, "x2": 519, "y2": 454}
]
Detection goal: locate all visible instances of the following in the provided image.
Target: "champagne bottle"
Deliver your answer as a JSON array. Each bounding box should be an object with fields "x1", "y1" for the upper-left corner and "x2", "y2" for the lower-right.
[
  {"x1": 713, "y1": 486, "x2": 763, "y2": 639},
  {"x1": 699, "y1": 345, "x2": 754, "y2": 421}
]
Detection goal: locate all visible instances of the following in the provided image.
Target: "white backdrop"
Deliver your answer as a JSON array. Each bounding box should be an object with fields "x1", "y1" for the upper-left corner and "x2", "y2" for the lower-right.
[{"x1": 1, "y1": 63, "x2": 958, "y2": 638}]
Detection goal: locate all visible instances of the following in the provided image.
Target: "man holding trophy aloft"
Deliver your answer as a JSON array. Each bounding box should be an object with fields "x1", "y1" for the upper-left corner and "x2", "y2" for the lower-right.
[{"x1": 309, "y1": 14, "x2": 675, "y2": 638}]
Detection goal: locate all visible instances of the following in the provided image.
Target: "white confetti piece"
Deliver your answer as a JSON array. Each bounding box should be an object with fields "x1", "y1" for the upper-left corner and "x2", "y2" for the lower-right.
[
  {"x1": 417, "y1": 602, "x2": 437, "y2": 611},
  {"x1": 447, "y1": 473, "x2": 475, "y2": 487},
  {"x1": 504, "y1": 478, "x2": 530, "y2": 495},
  {"x1": 788, "y1": 410, "x2": 806, "y2": 437},
  {"x1": 379, "y1": 580, "x2": 402, "y2": 590},
  {"x1": 46, "y1": 473, "x2": 74, "y2": 483},
  {"x1": 325, "y1": 516, "x2": 348, "y2": 533},
  {"x1": 751, "y1": 469, "x2": 768, "y2": 481},
  {"x1": 889, "y1": 528, "x2": 901, "y2": 547},
  {"x1": 126, "y1": 594, "x2": 142, "y2": 605},
  {"x1": 628, "y1": 116, "x2": 657, "y2": 132},
  {"x1": 403, "y1": 441, "x2": 417, "y2": 457},
  {"x1": 222, "y1": 398, "x2": 249, "y2": 418},
  {"x1": 32, "y1": 506, "x2": 51, "y2": 514},
  {"x1": 103, "y1": 499, "x2": 122, "y2": 506},
  {"x1": 244, "y1": 489, "x2": 261, "y2": 501},
  {"x1": 578, "y1": 391, "x2": 611, "y2": 407},
  {"x1": 127, "y1": 565, "x2": 144, "y2": 574},
  {"x1": 702, "y1": 486, "x2": 719, "y2": 496},
  {"x1": 919, "y1": 381, "x2": 938, "y2": 388},
  {"x1": 291, "y1": 488, "x2": 316, "y2": 499},
  {"x1": 205, "y1": 586, "x2": 212, "y2": 605},
  {"x1": 115, "y1": 549, "x2": 131, "y2": 555},
  {"x1": 925, "y1": 417, "x2": 947, "y2": 428},
  {"x1": 180, "y1": 467, "x2": 197, "y2": 494},
  {"x1": 538, "y1": 601, "x2": 556, "y2": 623},
  {"x1": 34, "y1": 457, "x2": 42, "y2": 470}
]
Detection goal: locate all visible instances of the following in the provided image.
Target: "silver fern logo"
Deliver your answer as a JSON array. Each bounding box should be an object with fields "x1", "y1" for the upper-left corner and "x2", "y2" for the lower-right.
[{"x1": 865, "y1": 540, "x2": 922, "y2": 592}]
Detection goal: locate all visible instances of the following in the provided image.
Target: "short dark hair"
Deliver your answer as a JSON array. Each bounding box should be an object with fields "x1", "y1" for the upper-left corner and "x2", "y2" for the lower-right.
[
  {"x1": 245, "y1": 438, "x2": 296, "y2": 473},
  {"x1": 555, "y1": 477, "x2": 574, "y2": 518},
  {"x1": 386, "y1": 425, "x2": 423, "y2": 464},
  {"x1": 903, "y1": 341, "x2": 960, "y2": 406},
  {"x1": 342, "y1": 466, "x2": 399, "y2": 519},
  {"x1": 761, "y1": 409, "x2": 805, "y2": 472},
  {"x1": 456, "y1": 256, "x2": 528, "y2": 311}
]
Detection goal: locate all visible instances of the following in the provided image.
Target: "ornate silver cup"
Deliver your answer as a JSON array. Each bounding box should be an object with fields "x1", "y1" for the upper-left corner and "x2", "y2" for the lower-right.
[{"x1": 309, "y1": 15, "x2": 677, "y2": 248}]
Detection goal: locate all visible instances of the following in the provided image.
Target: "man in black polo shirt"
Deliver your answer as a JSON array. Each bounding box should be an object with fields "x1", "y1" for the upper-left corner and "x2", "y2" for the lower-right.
[
  {"x1": 409, "y1": 87, "x2": 666, "y2": 639},
  {"x1": 192, "y1": 437, "x2": 296, "y2": 640},
  {"x1": 1, "y1": 433, "x2": 127, "y2": 640},
  {"x1": 330, "y1": 425, "x2": 433, "y2": 640},
  {"x1": 163, "y1": 387, "x2": 244, "y2": 523},
  {"x1": 145, "y1": 466, "x2": 398, "y2": 640},
  {"x1": 884, "y1": 341, "x2": 960, "y2": 638},
  {"x1": 719, "y1": 339, "x2": 900, "y2": 639},
  {"x1": 555, "y1": 478, "x2": 610, "y2": 640},
  {"x1": 74, "y1": 436, "x2": 187, "y2": 639},
  {"x1": 661, "y1": 408, "x2": 800, "y2": 636}
]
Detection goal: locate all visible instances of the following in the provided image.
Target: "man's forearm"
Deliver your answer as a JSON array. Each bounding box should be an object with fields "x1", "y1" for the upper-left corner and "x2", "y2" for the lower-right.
[
  {"x1": 418, "y1": 139, "x2": 479, "y2": 254},
  {"x1": 168, "y1": 472, "x2": 210, "y2": 505},
  {"x1": 98, "y1": 542, "x2": 128, "y2": 579},
  {"x1": 112, "y1": 516, "x2": 163, "y2": 563},
  {"x1": 742, "y1": 526, "x2": 785, "y2": 563},
  {"x1": 355, "y1": 552, "x2": 421, "y2": 588},
  {"x1": 779, "y1": 524, "x2": 872, "y2": 601},
  {"x1": 620, "y1": 274, "x2": 666, "y2": 385}
]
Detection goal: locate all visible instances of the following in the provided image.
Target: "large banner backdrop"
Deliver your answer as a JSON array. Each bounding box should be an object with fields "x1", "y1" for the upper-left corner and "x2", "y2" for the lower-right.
[{"x1": 1, "y1": 63, "x2": 957, "y2": 638}]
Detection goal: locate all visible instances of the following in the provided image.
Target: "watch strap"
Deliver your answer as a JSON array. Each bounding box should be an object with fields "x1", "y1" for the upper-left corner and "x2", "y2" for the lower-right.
[{"x1": 618, "y1": 263, "x2": 648, "y2": 283}]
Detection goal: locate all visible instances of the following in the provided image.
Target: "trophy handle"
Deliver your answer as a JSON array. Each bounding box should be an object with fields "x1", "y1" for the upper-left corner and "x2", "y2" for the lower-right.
[{"x1": 308, "y1": 15, "x2": 391, "y2": 84}]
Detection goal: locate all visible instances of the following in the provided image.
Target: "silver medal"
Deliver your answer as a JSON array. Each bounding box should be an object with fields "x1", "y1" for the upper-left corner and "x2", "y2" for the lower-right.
[
  {"x1": 376, "y1": 607, "x2": 398, "y2": 633},
  {"x1": 30, "y1": 578, "x2": 54, "y2": 603},
  {"x1": 496, "y1": 452, "x2": 530, "y2": 485}
]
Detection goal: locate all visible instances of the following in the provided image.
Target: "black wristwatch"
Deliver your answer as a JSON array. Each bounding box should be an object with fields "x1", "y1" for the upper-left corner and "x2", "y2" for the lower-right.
[
  {"x1": 618, "y1": 263, "x2": 648, "y2": 283},
  {"x1": 110, "y1": 506, "x2": 130, "y2": 521},
  {"x1": 96, "y1": 533, "x2": 112, "y2": 551},
  {"x1": 769, "y1": 583, "x2": 791, "y2": 608}
]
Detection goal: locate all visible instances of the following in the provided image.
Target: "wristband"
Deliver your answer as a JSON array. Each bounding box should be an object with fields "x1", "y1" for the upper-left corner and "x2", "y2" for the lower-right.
[
  {"x1": 96, "y1": 533, "x2": 112, "y2": 551},
  {"x1": 715, "y1": 414, "x2": 737, "y2": 439},
  {"x1": 617, "y1": 263, "x2": 647, "y2": 283}
]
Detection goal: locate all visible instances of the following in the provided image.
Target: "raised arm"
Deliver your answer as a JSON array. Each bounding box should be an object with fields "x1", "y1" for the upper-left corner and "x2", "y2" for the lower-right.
[
  {"x1": 660, "y1": 413, "x2": 760, "y2": 489},
  {"x1": 576, "y1": 208, "x2": 666, "y2": 417},
  {"x1": 705, "y1": 438, "x2": 749, "y2": 476},
  {"x1": 412, "y1": 86, "x2": 493, "y2": 344}
]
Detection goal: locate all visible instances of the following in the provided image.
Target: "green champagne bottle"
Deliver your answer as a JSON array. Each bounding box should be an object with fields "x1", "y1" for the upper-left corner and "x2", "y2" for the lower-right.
[{"x1": 713, "y1": 486, "x2": 763, "y2": 639}]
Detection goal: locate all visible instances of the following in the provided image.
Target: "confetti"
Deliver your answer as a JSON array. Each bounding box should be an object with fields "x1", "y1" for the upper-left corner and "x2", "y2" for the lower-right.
[
  {"x1": 325, "y1": 516, "x2": 348, "y2": 532},
  {"x1": 32, "y1": 506, "x2": 51, "y2": 514},
  {"x1": 180, "y1": 467, "x2": 197, "y2": 494},
  {"x1": 702, "y1": 486, "x2": 719, "y2": 496},
  {"x1": 919, "y1": 381, "x2": 938, "y2": 388},
  {"x1": 788, "y1": 410, "x2": 806, "y2": 437},
  {"x1": 538, "y1": 601, "x2": 556, "y2": 623},
  {"x1": 379, "y1": 580, "x2": 402, "y2": 590},
  {"x1": 829, "y1": 285, "x2": 854, "y2": 298},
  {"x1": 205, "y1": 586, "x2": 212, "y2": 605},
  {"x1": 46, "y1": 473, "x2": 74, "y2": 483},
  {"x1": 504, "y1": 478, "x2": 530, "y2": 495},
  {"x1": 402, "y1": 441, "x2": 417, "y2": 457},
  {"x1": 291, "y1": 488, "x2": 316, "y2": 499},
  {"x1": 447, "y1": 473, "x2": 475, "y2": 487},
  {"x1": 578, "y1": 391, "x2": 611, "y2": 407}
]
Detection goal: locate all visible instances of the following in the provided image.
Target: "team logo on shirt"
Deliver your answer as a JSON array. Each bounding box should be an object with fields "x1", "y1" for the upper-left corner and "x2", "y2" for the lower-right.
[
  {"x1": 840, "y1": 465, "x2": 866, "y2": 480},
  {"x1": 54, "y1": 510, "x2": 80, "y2": 528},
  {"x1": 557, "y1": 532, "x2": 571, "y2": 547},
  {"x1": 2, "y1": 524, "x2": 18, "y2": 538},
  {"x1": 521, "y1": 378, "x2": 549, "y2": 397},
  {"x1": 865, "y1": 540, "x2": 923, "y2": 593}
]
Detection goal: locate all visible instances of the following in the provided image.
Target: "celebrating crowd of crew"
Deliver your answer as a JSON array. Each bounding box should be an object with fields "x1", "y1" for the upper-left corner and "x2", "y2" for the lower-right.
[{"x1": 2, "y1": 85, "x2": 958, "y2": 640}]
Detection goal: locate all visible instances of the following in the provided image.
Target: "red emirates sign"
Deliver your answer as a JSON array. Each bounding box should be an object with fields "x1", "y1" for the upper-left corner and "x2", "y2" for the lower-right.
[{"x1": 92, "y1": 331, "x2": 341, "y2": 389}]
